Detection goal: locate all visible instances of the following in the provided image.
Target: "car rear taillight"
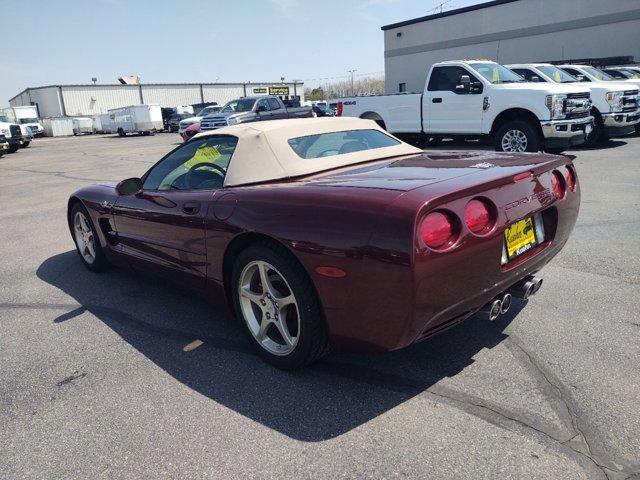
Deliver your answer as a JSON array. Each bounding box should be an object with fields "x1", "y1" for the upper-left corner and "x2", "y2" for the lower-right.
[
  {"x1": 419, "y1": 211, "x2": 457, "y2": 249},
  {"x1": 551, "y1": 170, "x2": 566, "y2": 199},
  {"x1": 464, "y1": 198, "x2": 495, "y2": 234},
  {"x1": 337, "y1": 102, "x2": 343, "y2": 116},
  {"x1": 564, "y1": 165, "x2": 576, "y2": 191}
]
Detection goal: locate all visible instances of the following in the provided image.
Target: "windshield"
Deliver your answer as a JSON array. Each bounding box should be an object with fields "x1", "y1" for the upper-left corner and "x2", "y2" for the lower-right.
[
  {"x1": 0, "y1": 116, "x2": 10, "y2": 123},
  {"x1": 471, "y1": 63, "x2": 524, "y2": 84},
  {"x1": 621, "y1": 69, "x2": 640, "y2": 79},
  {"x1": 221, "y1": 98, "x2": 256, "y2": 114},
  {"x1": 581, "y1": 66, "x2": 615, "y2": 81},
  {"x1": 19, "y1": 118, "x2": 39, "y2": 124},
  {"x1": 197, "y1": 106, "x2": 220, "y2": 117},
  {"x1": 537, "y1": 65, "x2": 577, "y2": 83}
]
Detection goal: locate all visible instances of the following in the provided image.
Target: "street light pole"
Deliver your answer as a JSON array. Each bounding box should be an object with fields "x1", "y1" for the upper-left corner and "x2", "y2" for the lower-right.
[{"x1": 348, "y1": 69, "x2": 356, "y2": 96}]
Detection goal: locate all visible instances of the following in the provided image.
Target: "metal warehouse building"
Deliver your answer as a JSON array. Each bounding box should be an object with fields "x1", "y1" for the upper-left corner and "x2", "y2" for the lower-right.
[
  {"x1": 382, "y1": 0, "x2": 640, "y2": 94},
  {"x1": 9, "y1": 82, "x2": 304, "y2": 118}
]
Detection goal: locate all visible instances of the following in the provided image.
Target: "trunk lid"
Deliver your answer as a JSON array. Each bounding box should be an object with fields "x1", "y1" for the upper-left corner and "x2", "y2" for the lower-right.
[{"x1": 299, "y1": 151, "x2": 562, "y2": 192}]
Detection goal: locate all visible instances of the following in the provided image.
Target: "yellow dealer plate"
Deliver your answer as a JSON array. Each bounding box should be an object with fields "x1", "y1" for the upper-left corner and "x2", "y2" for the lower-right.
[{"x1": 504, "y1": 217, "x2": 538, "y2": 261}]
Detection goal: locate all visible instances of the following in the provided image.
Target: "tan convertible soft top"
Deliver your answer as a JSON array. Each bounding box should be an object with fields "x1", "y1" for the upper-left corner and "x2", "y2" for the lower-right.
[{"x1": 192, "y1": 117, "x2": 422, "y2": 187}]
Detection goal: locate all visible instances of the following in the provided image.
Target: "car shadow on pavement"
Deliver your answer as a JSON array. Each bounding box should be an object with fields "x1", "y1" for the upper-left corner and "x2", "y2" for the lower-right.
[{"x1": 37, "y1": 251, "x2": 522, "y2": 442}]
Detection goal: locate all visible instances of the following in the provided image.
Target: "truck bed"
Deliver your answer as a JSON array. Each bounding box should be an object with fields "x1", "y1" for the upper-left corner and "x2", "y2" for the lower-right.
[{"x1": 338, "y1": 93, "x2": 423, "y2": 133}]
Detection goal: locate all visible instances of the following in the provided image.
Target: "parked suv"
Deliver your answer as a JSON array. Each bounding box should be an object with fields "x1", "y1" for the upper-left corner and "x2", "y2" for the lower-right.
[{"x1": 507, "y1": 63, "x2": 640, "y2": 144}]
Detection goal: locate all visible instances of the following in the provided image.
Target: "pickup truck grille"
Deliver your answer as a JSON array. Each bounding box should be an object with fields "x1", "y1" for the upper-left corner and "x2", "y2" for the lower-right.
[
  {"x1": 9, "y1": 125, "x2": 22, "y2": 139},
  {"x1": 621, "y1": 91, "x2": 638, "y2": 113},
  {"x1": 564, "y1": 94, "x2": 591, "y2": 119},
  {"x1": 200, "y1": 117, "x2": 228, "y2": 131}
]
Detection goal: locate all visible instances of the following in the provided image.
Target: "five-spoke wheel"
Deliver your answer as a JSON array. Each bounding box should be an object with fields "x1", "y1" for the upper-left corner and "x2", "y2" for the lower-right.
[
  {"x1": 69, "y1": 202, "x2": 108, "y2": 272},
  {"x1": 231, "y1": 242, "x2": 328, "y2": 369}
]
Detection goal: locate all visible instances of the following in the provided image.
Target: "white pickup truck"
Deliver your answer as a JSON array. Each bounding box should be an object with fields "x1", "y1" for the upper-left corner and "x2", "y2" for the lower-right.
[
  {"x1": 507, "y1": 63, "x2": 640, "y2": 144},
  {"x1": 337, "y1": 60, "x2": 594, "y2": 153}
]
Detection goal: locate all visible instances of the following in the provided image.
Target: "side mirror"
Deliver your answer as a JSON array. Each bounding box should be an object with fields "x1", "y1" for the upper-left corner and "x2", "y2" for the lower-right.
[
  {"x1": 256, "y1": 105, "x2": 268, "y2": 113},
  {"x1": 455, "y1": 75, "x2": 471, "y2": 93},
  {"x1": 116, "y1": 177, "x2": 143, "y2": 196}
]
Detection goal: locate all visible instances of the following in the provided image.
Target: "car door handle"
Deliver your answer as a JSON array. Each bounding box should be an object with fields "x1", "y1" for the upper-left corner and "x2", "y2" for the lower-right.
[
  {"x1": 432, "y1": 98, "x2": 443, "y2": 103},
  {"x1": 182, "y1": 201, "x2": 201, "y2": 215}
]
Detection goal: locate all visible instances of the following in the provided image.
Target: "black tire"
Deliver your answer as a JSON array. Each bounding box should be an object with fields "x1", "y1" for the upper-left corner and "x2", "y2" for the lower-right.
[
  {"x1": 118, "y1": 128, "x2": 125, "y2": 137},
  {"x1": 231, "y1": 241, "x2": 328, "y2": 369},
  {"x1": 584, "y1": 111, "x2": 603, "y2": 146},
  {"x1": 8, "y1": 143, "x2": 19, "y2": 153},
  {"x1": 69, "y1": 202, "x2": 109, "y2": 272},
  {"x1": 20, "y1": 141, "x2": 30, "y2": 148},
  {"x1": 494, "y1": 120, "x2": 540, "y2": 152}
]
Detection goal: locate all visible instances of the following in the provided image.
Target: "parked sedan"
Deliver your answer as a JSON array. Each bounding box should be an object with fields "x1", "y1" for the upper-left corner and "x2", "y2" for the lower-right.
[{"x1": 67, "y1": 117, "x2": 580, "y2": 369}]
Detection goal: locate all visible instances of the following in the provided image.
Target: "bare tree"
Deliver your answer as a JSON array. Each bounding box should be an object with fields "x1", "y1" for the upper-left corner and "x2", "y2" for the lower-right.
[{"x1": 305, "y1": 76, "x2": 385, "y2": 100}]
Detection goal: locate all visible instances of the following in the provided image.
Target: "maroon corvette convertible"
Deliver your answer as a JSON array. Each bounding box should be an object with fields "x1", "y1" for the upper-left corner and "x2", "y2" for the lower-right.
[{"x1": 68, "y1": 117, "x2": 580, "y2": 369}]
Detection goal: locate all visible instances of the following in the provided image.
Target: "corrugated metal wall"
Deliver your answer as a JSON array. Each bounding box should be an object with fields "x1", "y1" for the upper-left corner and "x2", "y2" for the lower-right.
[
  {"x1": 10, "y1": 87, "x2": 63, "y2": 117},
  {"x1": 9, "y1": 83, "x2": 305, "y2": 116},
  {"x1": 62, "y1": 85, "x2": 140, "y2": 116},
  {"x1": 141, "y1": 85, "x2": 202, "y2": 106},
  {"x1": 202, "y1": 85, "x2": 245, "y2": 105}
]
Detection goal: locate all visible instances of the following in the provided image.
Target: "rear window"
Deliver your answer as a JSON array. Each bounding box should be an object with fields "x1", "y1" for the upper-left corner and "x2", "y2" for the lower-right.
[{"x1": 287, "y1": 129, "x2": 400, "y2": 159}]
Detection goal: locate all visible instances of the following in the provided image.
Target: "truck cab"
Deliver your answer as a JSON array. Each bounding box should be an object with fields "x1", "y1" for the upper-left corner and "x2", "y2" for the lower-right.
[
  {"x1": 507, "y1": 63, "x2": 640, "y2": 142},
  {"x1": 0, "y1": 115, "x2": 23, "y2": 153},
  {"x1": 338, "y1": 60, "x2": 593, "y2": 153}
]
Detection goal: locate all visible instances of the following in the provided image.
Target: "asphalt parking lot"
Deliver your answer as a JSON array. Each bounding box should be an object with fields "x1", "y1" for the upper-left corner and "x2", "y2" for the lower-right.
[{"x1": 1, "y1": 132, "x2": 639, "y2": 480}]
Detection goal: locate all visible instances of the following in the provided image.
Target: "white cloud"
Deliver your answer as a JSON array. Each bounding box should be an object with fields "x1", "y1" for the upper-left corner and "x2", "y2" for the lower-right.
[{"x1": 269, "y1": 0, "x2": 298, "y2": 18}]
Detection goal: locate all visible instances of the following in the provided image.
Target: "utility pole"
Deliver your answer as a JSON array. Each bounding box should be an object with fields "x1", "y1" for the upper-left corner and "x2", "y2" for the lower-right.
[{"x1": 348, "y1": 69, "x2": 357, "y2": 96}]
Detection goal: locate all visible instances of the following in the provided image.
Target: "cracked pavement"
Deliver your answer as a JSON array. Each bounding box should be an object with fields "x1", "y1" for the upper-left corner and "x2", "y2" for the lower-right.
[{"x1": 1, "y1": 133, "x2": 639, "y2": 479}]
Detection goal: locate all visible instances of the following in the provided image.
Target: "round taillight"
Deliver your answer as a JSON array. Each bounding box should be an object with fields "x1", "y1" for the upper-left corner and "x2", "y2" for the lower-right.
[
  {"x1": 551, "y1": 170, "x2": 566, "y2": 199},
  {"x1": 464, "y1": 199, "x2": 494, "y2": 234},
  {"x1": 419, "y1": 211, "x2": 456, "y2": 249},
  {"x1": 564, "y1": 165, "x2": 576, "y2": 191}
]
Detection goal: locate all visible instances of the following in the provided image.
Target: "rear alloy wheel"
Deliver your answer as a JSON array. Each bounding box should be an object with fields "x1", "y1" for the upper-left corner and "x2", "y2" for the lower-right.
[
  {"x1": 70, "y1": 203, "x2": 108, "y2": 272},
  {"x1": 231, "y1": 243, "x2": 328, "y2": 369},
  {"x1": 495, "y1": 120, "x2": 540, "y2": 153}
]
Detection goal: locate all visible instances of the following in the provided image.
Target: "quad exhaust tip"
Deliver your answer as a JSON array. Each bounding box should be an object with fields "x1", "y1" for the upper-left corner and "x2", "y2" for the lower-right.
[{"x1": 480, "y1": 278, "x2": 541, "y2": 321}]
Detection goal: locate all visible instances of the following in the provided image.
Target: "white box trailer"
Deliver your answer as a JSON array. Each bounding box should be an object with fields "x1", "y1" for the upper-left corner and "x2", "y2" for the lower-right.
[
  {"x1": 92, "y1": 113, "x2": 114, "y2": 133},
  {"x1": 108, "y1": 104, "x2": 163, "y2": 136},
  {"x1": 42, "y1": 117, "x2": 74, "y2": 137},
  {"x1": 72, "y1": 117, "x2": 94, "y2": 135}
]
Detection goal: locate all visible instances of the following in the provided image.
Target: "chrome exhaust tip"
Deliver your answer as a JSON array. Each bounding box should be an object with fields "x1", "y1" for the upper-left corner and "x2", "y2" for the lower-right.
[
  {"x1": 500, "y1": 293, "x2": 512, "y2": 314},
  {"x1": 509, "y1": 276, "x2": 542, "y2": 300},
  {"x1": 480, "y1": 298, "x2": 502, "y2": 321}
]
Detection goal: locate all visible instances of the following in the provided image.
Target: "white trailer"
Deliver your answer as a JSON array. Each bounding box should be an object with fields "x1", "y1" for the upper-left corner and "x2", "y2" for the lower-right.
[
  {"x1": 42, "y1": 117, "x2": 75, "y2": 137},
  {"x1": 72, "y1": 117, "x2": 94, "y2": 135},
  {"x1": 92, "y1": 113, "x2": 114, "y2": 133},
  {"x1": 108, "y1": 104, "x2": 163, "y2": 136}
]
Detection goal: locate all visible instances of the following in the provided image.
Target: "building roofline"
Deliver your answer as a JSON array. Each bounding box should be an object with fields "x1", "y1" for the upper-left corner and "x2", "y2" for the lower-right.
[
  {"x1": 381, "y1": 0, "x2": 521, "y2": 31},
  {"x1": 9, "y1": 81, "x2": 304, "y2": 104}
]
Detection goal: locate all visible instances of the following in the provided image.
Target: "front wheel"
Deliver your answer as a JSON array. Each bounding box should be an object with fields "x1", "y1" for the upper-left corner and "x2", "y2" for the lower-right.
[
  {"x1": 494, "y1": 120, "x2": 540, "y2": 152},
  {"x1": 584, "y1": 114, "x2": 603, "y2": 146},
  {"x1": 20, "y1": 141, "x2": 31, "y2": 148},
  {"x1": 69, "y1": 203, "x2": 109, "y2": 272},
  {"x1": 231, "y1": 242, "x2": 328, "y2": 369},
  {"x1": 7, "y1": 143, "x2": 19, "y2": 153}
]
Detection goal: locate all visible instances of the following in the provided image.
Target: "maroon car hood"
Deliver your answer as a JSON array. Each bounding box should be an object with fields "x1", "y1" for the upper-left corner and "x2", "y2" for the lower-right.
[{"x1": 298, "y1": 151, "x2": 560, "y2": 191}]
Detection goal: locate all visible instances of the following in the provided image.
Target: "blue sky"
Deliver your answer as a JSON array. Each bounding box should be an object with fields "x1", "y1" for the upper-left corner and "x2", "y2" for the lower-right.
[{"x1": 3, "y1": 0, "x2": 482, "y2": 105}]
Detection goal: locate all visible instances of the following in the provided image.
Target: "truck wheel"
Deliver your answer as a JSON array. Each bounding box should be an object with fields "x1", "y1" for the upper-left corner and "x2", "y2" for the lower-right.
[
  {"x1": 495, "y1": 120, "x2": 540, "y2": 153},
  {"x1": 231, "y1": 241, "x2": 329, "y2": 369},
  {"x1": 584, "y1": 114, "x2": 603, "y2": 146},
  {"x1": 20, "y1": 141, "x2": 31, "y2": 148},
  {"x1": 8, "y1": 144, "x2": 19, "y2": 153},
  {"x1": 118, "y1": 128, "x2": 125, "y2": 137}
]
